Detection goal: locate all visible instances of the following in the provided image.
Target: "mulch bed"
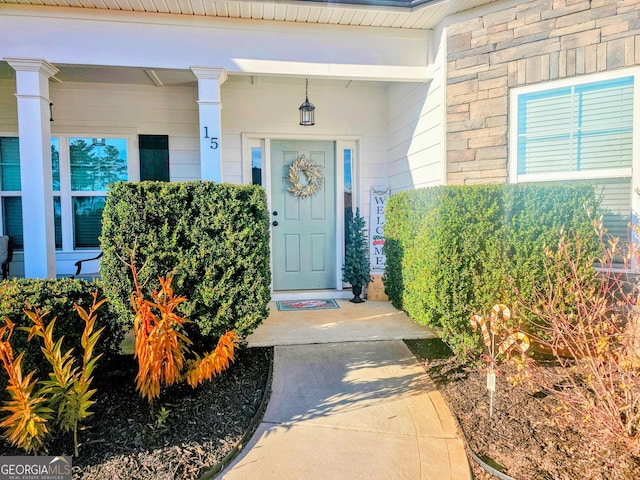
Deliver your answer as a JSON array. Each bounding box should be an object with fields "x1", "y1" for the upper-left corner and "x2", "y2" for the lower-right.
[
  {"x1": 0, "y1": 346, "x2": 272, "y2": 480},
  {"x1": 3, "y1": 337, "x2": 640, "y2": 479},
  {"x1": 406, "y1": 339, "x2": 640, "y2": 480}
]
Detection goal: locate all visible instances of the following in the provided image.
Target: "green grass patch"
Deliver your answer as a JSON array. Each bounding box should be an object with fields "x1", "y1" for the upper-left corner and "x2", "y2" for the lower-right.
[{"x1": 405, "y1": 338, "x2": 453, "y2": 362}]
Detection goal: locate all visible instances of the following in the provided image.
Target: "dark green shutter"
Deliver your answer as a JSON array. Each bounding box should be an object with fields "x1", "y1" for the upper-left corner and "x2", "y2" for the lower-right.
[{"x1": 139, "y1": 135, "x2": 169, "y2": 181}]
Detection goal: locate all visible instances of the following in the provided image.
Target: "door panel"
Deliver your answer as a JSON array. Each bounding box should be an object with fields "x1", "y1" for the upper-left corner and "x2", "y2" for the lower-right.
[
  {"x1": 310, "y1": 234, "x2": 326, "y2": 271},
  {"x1": 284, "y1": 234, "x2": 301, "y2": 273},
  {"x1": 271, "y1": 140, "x2": 336, "y2": 290}
]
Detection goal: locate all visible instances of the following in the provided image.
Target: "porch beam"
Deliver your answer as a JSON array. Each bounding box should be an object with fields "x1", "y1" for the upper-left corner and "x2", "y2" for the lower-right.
[
  {"x1": 6, "y1": 58, "x2": 58, "y2": 279},
  {"x1": 0, "y1": 10, "x2": 430, "y2": 83},
  {"x1": 230, "y1": 60, "x2": 431, "y2": 83}
]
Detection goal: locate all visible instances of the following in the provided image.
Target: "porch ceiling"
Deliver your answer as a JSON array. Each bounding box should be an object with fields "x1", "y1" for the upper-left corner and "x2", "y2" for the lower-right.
[{"x1": 0, "y1": 0, "x2": 498, "y2": 30}]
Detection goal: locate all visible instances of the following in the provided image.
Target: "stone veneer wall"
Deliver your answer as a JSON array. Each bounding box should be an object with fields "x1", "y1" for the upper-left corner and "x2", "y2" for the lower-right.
[{"x1": 446, "y1": 0, "x2": 640, "y2": 185}]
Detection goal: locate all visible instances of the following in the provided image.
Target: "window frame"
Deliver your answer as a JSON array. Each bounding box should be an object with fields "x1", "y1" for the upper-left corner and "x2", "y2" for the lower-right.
[
  {"x1": 509, "y1": 69, "x2": 640, "y2": 185},
  {"x1": 53, "y1": 134, "x2": 137, "y2": 252},
  {"x1": 509, "y1": 68, "x2": 640, "y2": 268}
]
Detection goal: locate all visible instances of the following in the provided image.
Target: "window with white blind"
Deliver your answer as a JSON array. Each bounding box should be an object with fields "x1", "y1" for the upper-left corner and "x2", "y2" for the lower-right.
[{"x1": 510, "y1": 74, "x2": 636, "y2": 241}]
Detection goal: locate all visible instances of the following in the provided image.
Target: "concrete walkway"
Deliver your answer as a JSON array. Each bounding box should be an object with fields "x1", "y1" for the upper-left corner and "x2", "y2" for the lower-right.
[
  {"x1": 246, "y1": 299, "x2": 437, "y2": 346},
  {"x1": 221, "y1": 300, "x2": 471, "y2": 480}
]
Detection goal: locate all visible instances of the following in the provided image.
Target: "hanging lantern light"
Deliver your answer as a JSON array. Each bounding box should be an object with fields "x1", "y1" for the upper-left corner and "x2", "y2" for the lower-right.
[{"x1": 299, "y1": 78, "x2": 315, "y2": 126}]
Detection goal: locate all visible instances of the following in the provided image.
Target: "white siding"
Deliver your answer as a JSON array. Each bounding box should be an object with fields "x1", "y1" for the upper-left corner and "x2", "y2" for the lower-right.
[
  {"x1": 221, "y1": 76, "x2": 389, "y2": 218},
  {"x1": 0, "y1": 80, "x2": 18, "y2": 133},
  {"x1": 387, "y1": 29, "x2": 446, "y2": 193},
  {"x1": 49, "y1": 81, "x2": 201, "y2": 183},
  {"x1": 0, "y1": 75, "x2": 389, "y2": 275}
]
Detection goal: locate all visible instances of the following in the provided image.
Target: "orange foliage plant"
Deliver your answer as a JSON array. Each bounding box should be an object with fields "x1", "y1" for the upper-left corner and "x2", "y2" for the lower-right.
[
  {"x1": 0, "y1": 294, "x2": 105, "y2": 455},
  {"x1": 23, "y1": 294, "x2": 105, "y2": 456},
  {"x1": 129, "y1": 261, "x2": 238, "y2": 403},
  {"x1": 0, "y1": 318, "x2": 51, "y2": 453}
]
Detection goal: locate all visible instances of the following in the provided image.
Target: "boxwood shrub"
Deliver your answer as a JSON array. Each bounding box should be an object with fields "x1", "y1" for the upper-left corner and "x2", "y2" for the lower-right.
[
  {"x1": 383, "y1": 184, "x2": 600, "y2": 356},
  {"x1": 0, "y1": 278, "x2": 124, "y2": 379},
  {"x1": 100, "y1": 181, "x2": 271, "y2": 345}
]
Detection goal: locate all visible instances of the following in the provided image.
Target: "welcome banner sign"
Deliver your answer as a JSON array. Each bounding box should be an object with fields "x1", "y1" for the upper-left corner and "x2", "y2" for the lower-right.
[{"x1": 369, "y1": 186, "x2": 390, "y2": 273}]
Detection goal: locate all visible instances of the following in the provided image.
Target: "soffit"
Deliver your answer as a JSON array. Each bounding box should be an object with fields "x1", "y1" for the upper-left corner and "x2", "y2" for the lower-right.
[{"x1": 0, "y1": 0, "x2": 498, "y2": 30}]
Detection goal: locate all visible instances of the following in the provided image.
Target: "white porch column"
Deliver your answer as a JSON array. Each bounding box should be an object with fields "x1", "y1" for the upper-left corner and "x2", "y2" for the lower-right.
[
  {"x1": 190, "y1": 67, "x2": 227, "y2": 181},
  {"x1": 6, "y1": 58, "x2": 58, "y2": 279}
]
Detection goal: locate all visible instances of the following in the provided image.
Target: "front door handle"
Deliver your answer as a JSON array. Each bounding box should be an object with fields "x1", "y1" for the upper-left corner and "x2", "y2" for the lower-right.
[{"x1": 272, "y1": 220, "x2": 279, "y2": 227}]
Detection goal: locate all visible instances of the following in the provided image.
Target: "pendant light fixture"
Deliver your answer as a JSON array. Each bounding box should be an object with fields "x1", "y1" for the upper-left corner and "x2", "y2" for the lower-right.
[{"x1": 299, "y1": 78, "x2": 315, "y2": 126}]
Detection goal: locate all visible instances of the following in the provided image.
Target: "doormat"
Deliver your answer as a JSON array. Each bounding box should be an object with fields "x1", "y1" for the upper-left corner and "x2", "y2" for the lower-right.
[{"x1": 276, "y1": 299, "x2": 340, "y2": 311}]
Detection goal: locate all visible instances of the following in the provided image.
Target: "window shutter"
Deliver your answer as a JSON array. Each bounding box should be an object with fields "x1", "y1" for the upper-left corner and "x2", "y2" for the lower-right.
[{"x1": 139, "y1": 135, "x2": 169, "y2": 182}]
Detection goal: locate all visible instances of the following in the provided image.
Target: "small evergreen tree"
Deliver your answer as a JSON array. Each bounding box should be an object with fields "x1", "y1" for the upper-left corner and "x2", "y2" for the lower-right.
[{"x1": 343, "y1": 208, "x2": 372, "y2": 303}]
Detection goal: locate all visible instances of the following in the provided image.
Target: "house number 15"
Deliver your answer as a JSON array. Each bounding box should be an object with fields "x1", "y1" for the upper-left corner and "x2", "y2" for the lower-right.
[{"x1": 203, "y1": 127, "x2": 219, "y2": 150}]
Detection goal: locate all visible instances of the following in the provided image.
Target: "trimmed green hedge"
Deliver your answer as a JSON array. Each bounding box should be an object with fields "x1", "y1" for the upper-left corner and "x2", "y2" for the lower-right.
[
  {"x1": 0, "y1": 278, "x2": 124, "y2": 377},
  {"x1": 100, "y1": 181, "x2": 271, "y2": 344},
  {"x1": 383, "y1": 184, "x2": 600, "y2": 356}
]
